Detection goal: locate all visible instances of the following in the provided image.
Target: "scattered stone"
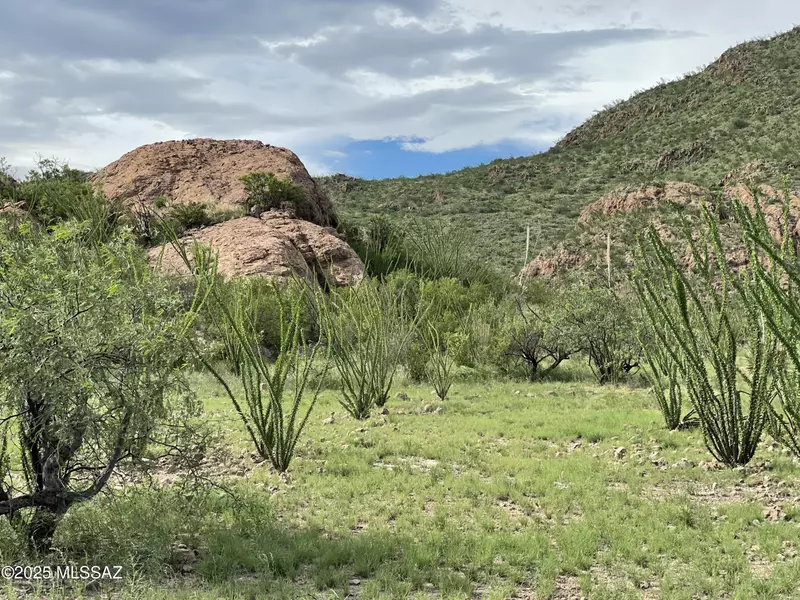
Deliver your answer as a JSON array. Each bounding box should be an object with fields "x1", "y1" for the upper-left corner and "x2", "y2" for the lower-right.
[
  {"x1": 380, "y1": 407, "x2": 390, "y2": 416},
  {"x1": 170, "y1": 542, "x2": 198, "y2": 573},
  {"x1": 395, "y1": 392, "x2": 409, "y2": 401},
  {"x1": 614, "y1": 447, "x2": 628, "y2": 460},
  {"x1": 763, "y1": 506, "x2": 786, "y2": 522},
  {"x1": 323, "y1": 412, "x2": 336, "y2": 425}
]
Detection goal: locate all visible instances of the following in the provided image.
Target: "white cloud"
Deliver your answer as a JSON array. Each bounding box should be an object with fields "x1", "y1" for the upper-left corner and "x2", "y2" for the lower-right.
[{"x1": 0, "y1": 0, "x2": 799, "y2": 175}]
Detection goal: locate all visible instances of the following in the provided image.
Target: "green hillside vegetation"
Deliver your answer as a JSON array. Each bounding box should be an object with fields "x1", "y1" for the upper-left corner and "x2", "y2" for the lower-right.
[
  {"x1": 320, "y1": 26, "x2": 800, "y2": 274},
  {"x1": 6, "y1": 26, "x2": 800, "y2": 600}
]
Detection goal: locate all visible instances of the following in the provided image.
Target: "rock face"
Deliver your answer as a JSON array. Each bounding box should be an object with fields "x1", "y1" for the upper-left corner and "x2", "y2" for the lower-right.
[
  {"x1": 578, "y1": 181, "x2": 705, "y2": 224},
  {"x1": 0, "y1": 201, "x2": 27, "y2": 222},
  {"x1": 92, "y1": 138, "x2": 337, "y2": 228},
  {"x1": 520, "y1": 248, "x2": 585, "y2": 279},
  {"x1": 150, "y1": 212, "x2": 363, "y2": 288}
]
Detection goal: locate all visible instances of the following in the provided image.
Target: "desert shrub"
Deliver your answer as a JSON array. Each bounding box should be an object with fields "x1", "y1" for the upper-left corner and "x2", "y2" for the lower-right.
[
  {"x1": 320, "y1": 281, "x2": 418, "y2": 419},
  {"x1": 167, "y1": 202, "x2": 213, "y2": 231},
  {"x1": 405, "y1": 340, "x2": 429, "y2": 383},
  {"x1": 342, "y1": 217, "x2": 508, "y2": 293},
  {"x1": 502, "y1": 294, "x2": 582, "y2": 381},
  {"x1": 385, "y1": 271, "x2": 496, "y2": 373},
  {"x1": 383, "y1": 269, "x2": 423, "y2": 317},
  {"x1": 137, "y1": 202, "x2": 246, "y2": 246},
  {"x1": 19, "y1": 158, "x2": 126, "y2": 244},
  {"x1": 0, "y1": 221, "x2": 200, "y2": 550},
  {"x1": 404, "y1": 221, "x2": 510, "y2": 292},
  {"x1": 568, "y1": 285, "x2": 641, "y2": 385},
  {"x1": 343, "y1": 215, "x2": 408, "y2": 279},
  {"x1": 634, "y1": 207, "x2": 775, "y2": 466},
  {"x1": 465, "y1": 299, "x2": 518, "y2": 375},
  {"x1": 173, "y1": 243, "x2": 327, "y2": 473},
  {"x1": 422, "y1": 324, "x2": 458, "y2": 401},
  {"x1": 0, "y1": 159, "x2": 17, "y2": 200},
  {"x1": 240, "y1": 171, "x2": 308, "y2": 216}
]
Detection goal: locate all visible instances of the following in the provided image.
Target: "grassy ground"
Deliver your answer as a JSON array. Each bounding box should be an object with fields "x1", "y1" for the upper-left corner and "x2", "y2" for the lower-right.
[{"x1": 3, "y1": 373, "x2": 800, "y2": 599}]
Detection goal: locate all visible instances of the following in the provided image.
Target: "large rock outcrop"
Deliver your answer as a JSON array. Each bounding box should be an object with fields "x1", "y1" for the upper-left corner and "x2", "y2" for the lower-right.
[
  {"x1": 150, "y1": 212, "x2": 363, "y2": 288},
  {"x1": 578, "y1": 181, "x2": 705, "y2": 224},
  {"x1": 92, "y1": 138, "x2": 337, "y2": 228},
  {"x1": 523, "y1": 172, "x2": 800, "y2": 281}
]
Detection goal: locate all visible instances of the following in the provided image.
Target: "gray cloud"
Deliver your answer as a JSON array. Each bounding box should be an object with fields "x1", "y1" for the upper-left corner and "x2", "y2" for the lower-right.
[
  {"x1": 0, "y1": 0, "x2": 714, "y2": 173},
  {"x1": 270, "y1": 23, "x2": 678, "y2": 80},
  {"x1": 0, "y1": 0, "x2": 440, "y2": 60}
]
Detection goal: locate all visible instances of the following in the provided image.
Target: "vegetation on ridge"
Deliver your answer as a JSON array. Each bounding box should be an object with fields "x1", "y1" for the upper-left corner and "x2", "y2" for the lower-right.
[{"x1": 320, "y1": 26, "x2": 800, "y2": 273}]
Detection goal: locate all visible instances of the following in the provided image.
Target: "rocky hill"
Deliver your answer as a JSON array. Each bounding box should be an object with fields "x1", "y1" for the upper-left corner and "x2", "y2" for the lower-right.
[
  {"x1": 94, "y1": 139, "x2": 362, "y2": 286},
  {"x1": 318, "y1": 26, "x2": 800, "y2": 274},
  {"x1": 521, "y1": 161, "x2": 800, "y2": 282},
  {"x1": 93, "y1": 138, "x2": 337, "y2": 228}
]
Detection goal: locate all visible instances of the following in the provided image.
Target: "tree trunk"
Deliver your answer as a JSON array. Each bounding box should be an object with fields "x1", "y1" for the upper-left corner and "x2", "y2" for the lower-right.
[{"x1": 27, "y1": 506, "x2": 65, "y2": 553}]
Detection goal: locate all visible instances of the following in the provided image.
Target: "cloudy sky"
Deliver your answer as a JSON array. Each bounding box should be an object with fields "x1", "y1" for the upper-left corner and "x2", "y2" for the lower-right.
[{"x1": 0, "y1": 1, "x2": 798, "y2": 179}]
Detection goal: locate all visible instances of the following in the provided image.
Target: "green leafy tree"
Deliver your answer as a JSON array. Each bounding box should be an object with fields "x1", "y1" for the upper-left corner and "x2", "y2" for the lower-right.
[
  {"x1": 504, "y1": 294, "x2": 582, "y2": 381},
  {"x1": 0, "y1": 222, "x2": 199, "y2": 550},
  {"x1": 568, "y1": 285, "x2": 641, "y2": 385}
]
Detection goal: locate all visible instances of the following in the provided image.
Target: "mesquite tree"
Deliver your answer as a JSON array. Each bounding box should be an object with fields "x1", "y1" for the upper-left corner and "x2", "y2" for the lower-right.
[
  {"x1": 505, "y1": 296, "x2": 581, "y2": 381},
  {"x1": 0, "y1": 222, "x2": 199, "y2": 550}
]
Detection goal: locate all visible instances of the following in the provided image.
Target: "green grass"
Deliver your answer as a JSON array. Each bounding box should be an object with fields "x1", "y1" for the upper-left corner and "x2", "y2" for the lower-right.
[
  {"x1": 319, "y1": 27, "x2": 800, "y2": 275},
  {"x1": 4, "y1": 371, "x2": 800, "y2": 599}
]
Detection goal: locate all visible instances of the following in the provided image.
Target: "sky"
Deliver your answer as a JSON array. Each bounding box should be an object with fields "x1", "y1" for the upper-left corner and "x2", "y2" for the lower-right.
[{"x1": 0, "y1": 1, "x2": 799, "y2": 180}]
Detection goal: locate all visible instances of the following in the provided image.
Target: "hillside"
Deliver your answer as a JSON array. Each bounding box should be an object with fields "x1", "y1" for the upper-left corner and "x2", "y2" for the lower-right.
[{"x1": 318, "y1": 26, "x2": 800, "y2": 274}]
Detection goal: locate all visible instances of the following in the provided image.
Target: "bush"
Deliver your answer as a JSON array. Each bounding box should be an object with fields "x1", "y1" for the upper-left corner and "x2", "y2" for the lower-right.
[
  {"x1": 320, "y1": 281, "x2": 418, "y2": 419},
  {"x1": 568, "y1": 285, "x2": 641, "y2": 385},
  {"x1": 503, "y1": 294, "x2": 581, "y2": 381},
  {"x1": 240, "y1": 171, "x2": 308, "y2": 216},
  {"x1": 405, "y1": 340, "x2": 429, "y2": 383},
  {"x1": 19, "y1": 158, "x2": 126, "y2": 244},
  {"x1": 0, "y1": 221, "x2": 199, "y2": 550},
  {"x1": 167, "y1": 202, "x2": 212, "y2": 231},
  {"x1": 342, "y1": 217, "x2": 509, "y2": 293}
]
